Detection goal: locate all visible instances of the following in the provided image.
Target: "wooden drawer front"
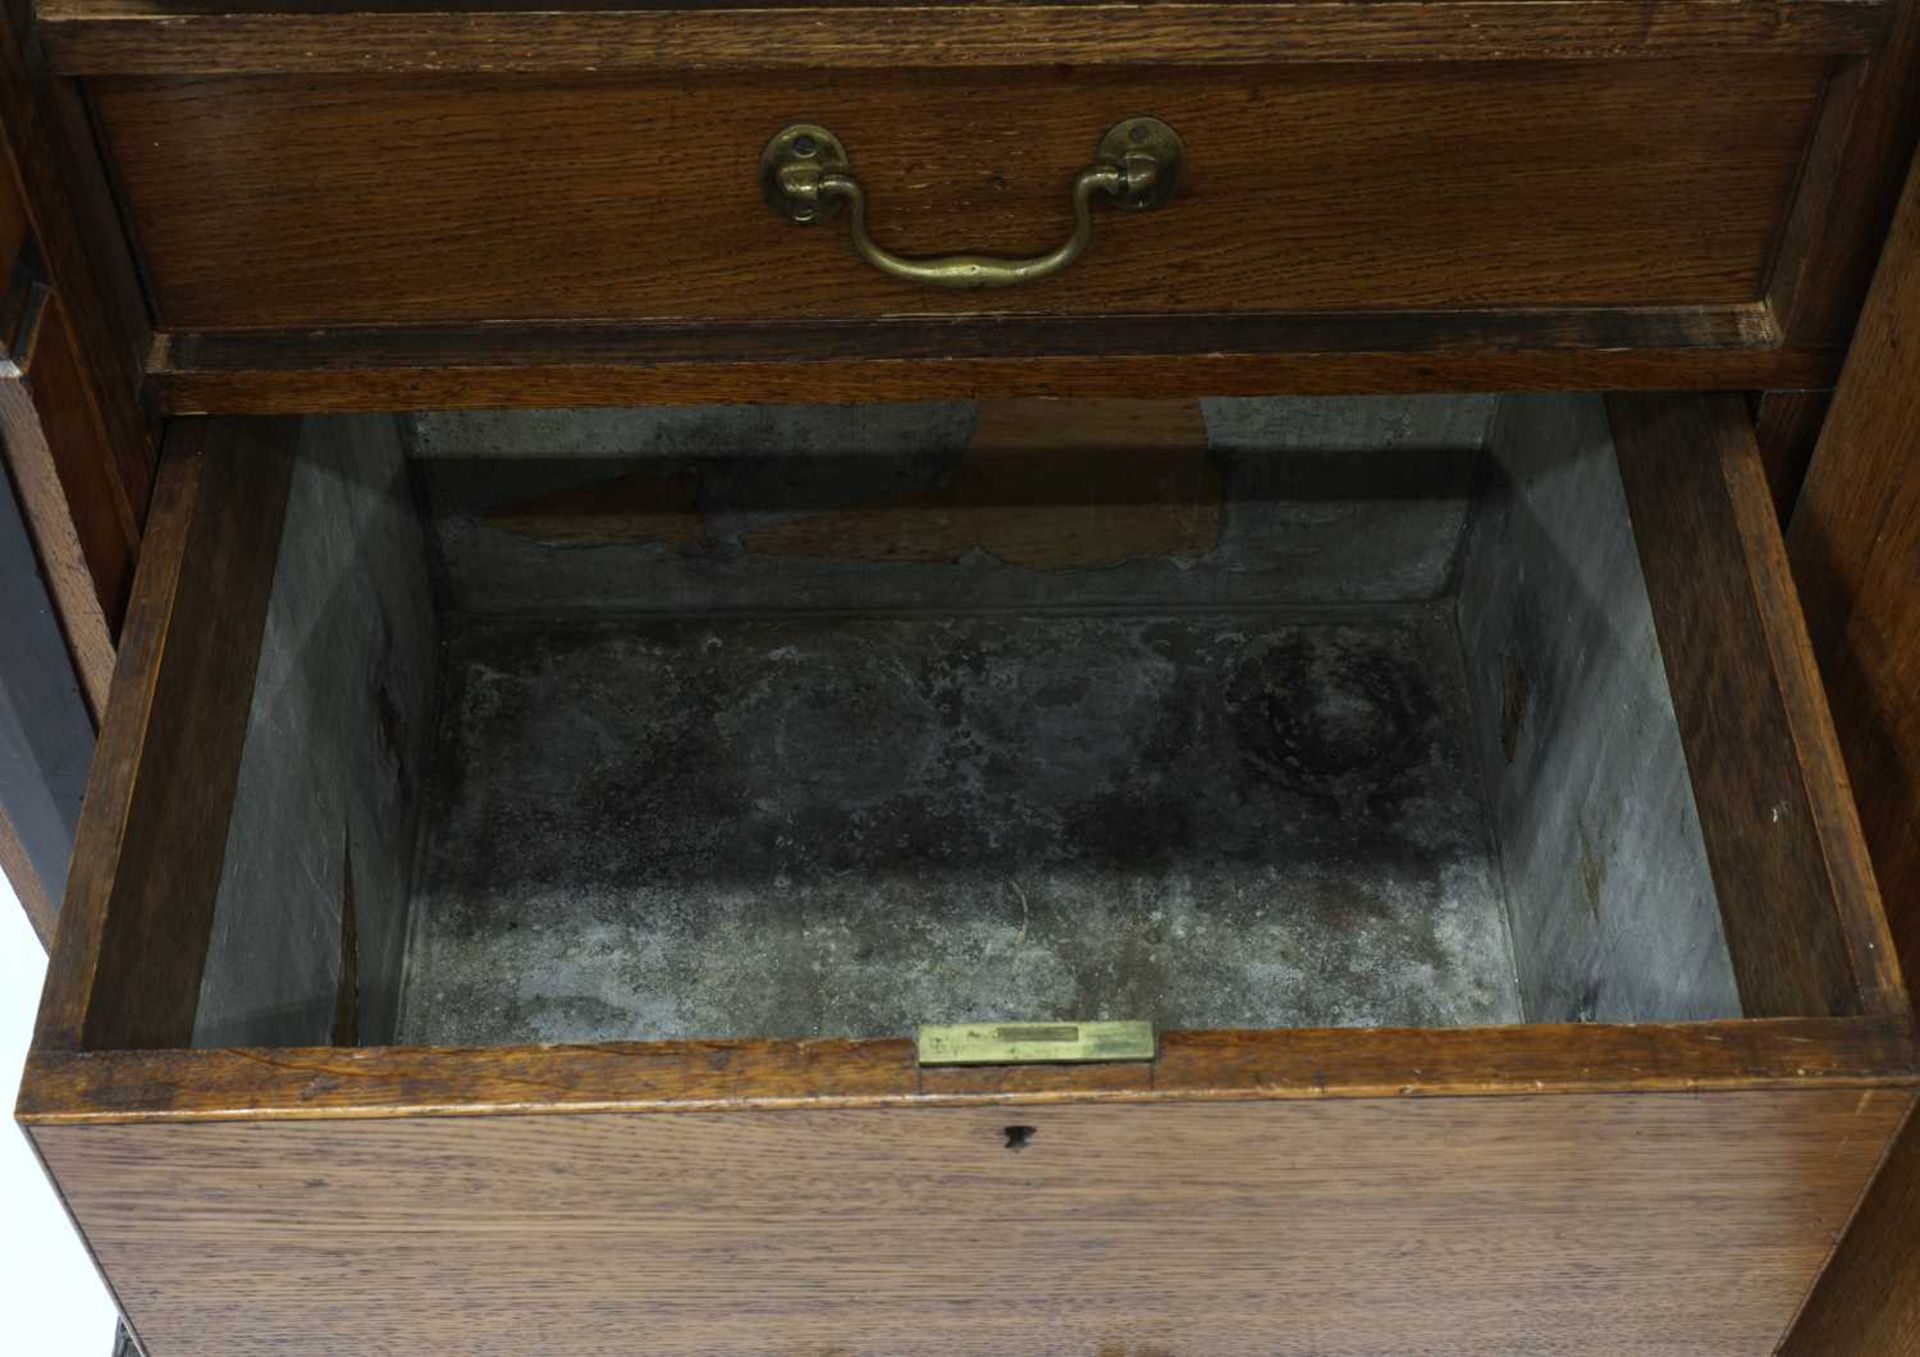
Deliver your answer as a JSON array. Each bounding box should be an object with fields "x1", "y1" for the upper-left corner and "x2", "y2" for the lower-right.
[
  {"x1": 93, "y1": 61, "x2": 1826, "y2": 328},
  {"x1": 32, "y1": 1094, "x2": 1913, "y2": 1357}
]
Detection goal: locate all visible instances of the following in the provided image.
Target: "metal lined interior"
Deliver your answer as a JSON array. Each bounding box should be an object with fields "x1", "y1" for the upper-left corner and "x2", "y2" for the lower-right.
[{"x1": 192, "y1": 395, "x2": 1737, "y2": 1049}]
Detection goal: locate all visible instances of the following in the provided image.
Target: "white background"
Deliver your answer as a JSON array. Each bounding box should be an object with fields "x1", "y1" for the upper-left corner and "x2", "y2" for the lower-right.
[{"x1": 1, "y1": 879, "x2": 121, "y2": 1355}]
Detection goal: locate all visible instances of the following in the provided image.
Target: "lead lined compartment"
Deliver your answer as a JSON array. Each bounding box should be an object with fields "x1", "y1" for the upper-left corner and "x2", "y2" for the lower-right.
[{"x1": 178, "y1": 394, "x2": 1768, "y2": 1049}]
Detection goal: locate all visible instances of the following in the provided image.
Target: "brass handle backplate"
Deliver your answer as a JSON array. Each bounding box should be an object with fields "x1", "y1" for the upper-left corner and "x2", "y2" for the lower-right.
[{"x1": 759, "y1": 118, "x2": 1186, "y2": 290}]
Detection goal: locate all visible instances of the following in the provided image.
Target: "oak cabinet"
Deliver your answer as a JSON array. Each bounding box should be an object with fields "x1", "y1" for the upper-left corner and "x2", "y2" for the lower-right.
[{"x1": 14, "y1": 0, "x2": 1920, "y2": 1353}]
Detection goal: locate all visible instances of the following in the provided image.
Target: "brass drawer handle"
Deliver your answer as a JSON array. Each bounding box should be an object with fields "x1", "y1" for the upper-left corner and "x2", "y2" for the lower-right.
[{"x1": 760, "y1": 117, "x2": 1186, "y2": 290}]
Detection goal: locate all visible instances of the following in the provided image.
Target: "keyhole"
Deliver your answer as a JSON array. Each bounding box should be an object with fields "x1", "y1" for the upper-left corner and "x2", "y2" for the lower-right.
[{"x1": 1003, "y1": 1124, "x2": 1037, "y2": 1151}]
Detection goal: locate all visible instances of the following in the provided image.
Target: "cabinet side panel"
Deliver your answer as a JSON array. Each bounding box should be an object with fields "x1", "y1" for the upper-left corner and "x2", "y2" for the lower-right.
[
  {"x1": 1787, "y1": 147, "x2": 1920, "y2": 1013},
  {"x1": 34, "y1": 418, "x2": 295, "y2": 1052},
  {"x1": 34, "y1": 1089, "x2": 1911, "y2": 1357},
  {"x1": 1780, "y1": 146, "x2": 1920, "y2": 1357}
]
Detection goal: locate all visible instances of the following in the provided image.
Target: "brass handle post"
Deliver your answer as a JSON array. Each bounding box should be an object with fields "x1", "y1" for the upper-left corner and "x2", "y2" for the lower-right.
[{"x1": 760, "y1": 118, "x2": 1185, "y2": 290}]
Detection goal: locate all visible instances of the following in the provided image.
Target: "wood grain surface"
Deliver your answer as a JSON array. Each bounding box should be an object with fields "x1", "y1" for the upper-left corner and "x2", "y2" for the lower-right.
[
  {"x1": 1765, "y1": 0, "x2": 1920, "y2": 346},
  {"x1": 1788, "y1": 152, "x2": 1920, "y2": 991},
  {"x1": 33, "y1": 1088, "x2": 1912, "y2": 1357},
  {"x1": 145, "y1": 309, "x2": 1842, "y2": 412},
  {"x1": 1751, "y1": 389, "x2": 1832, "y2": 524},
  {"x1": 37, "y1": 0, "x2": 1892, "y2": 73},
  {"x1": 1610, "y1": 393, "x2": 1905, "y2": 1020},
  {"x1": 93, "y1": 62, "x2": 1826, "y2": 329},
  {"x1": 0, "y1": 802, "x2": 57, "y2": 945},
  {"x1": 34, "y1": 419, "x2": 294, "y2": 1054},
  {"x1": 1777, "y1": 146, "x2": 1920, "y2": 1357},
  {"x1": 1782, "y1": 1103, "x2": 1920, "y2": 1356},
  {"x1": 0, "y1": 281, "x2": 126, "y2": 718},
  {"x1": 19, "y1": 1017, "x2": 1917, "y2": 1123},
  {"x1": 0, "y1": 0, "x2": 153, "y2": 530},
  {"x1": 0, "y1": 9, "x2": 158, "y2": 715}
]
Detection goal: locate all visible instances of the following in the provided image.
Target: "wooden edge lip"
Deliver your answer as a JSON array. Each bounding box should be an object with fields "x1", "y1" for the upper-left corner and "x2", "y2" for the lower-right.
[
  {"x1": 35, "y1": 0, "x2": 1893, "y2": 74},
  {"x1": 30, "y1": 420, "x2": 211, "y2": 1055},
  {"x1": 154, "y1": 307, "x2": 1789, "y2": 370},
  {"x1": 149, "y1": 350, "x2": 1845, "y2": 412},
  {"x1": 144, "y1": 309, "x2": 1840, "y2": 411},
  {"x1": 1715, "y1": 401, "x2": 1910, "y2": 1019},
  {"x1": 1607, "y1": 391, "x2": 1912, "y2": 1022},
  {"x1": 17, "y1": 1016, "x2": 1917, "y2": 1125}
]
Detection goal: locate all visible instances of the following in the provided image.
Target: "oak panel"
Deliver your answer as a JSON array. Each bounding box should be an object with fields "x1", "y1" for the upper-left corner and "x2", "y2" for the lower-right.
[
  {"x1": 1788, "y1": 151, "x2": 1920, "y2": 995},
  {"x1": 1778, "y1": 146, "x2": 1920, "y2": 1357},
  {"x1": 1783, "y1": 1104, "x2": 1920, "y2": 1357},
  {"x1": 15, "y1": 1017, "x2": 1917, "y2": 1124},
  {"x1": 93, "y1": 61, "x2": 1827, "y2": 328},
  {"x1": 0, "y1": 0, "x2": 153, "y2": 530},
  {"x1": 1764, "y1": 0, "x2": 1920, "y2": 345},
  {"x1": 146, "y1": 310, "x2": 1843, "y2": 413},
  {"x1": 0, "y1": 283, "x2": 129, "y2": 716},
  {"x1": 0, "y1": 16, "x2": 151, "y2": 743},
  {"x1": 37, "y1": 0, "x2": 1893, "y2": 74},
  {"x1": 35, "y1": 1089, "x2": 1912, "y2": 1357}
]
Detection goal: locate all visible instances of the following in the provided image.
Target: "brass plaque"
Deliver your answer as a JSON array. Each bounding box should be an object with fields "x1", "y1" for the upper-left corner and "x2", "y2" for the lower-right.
[{"x1": 915, "y1": 1021, "x2": 1156, "y2": 1066}]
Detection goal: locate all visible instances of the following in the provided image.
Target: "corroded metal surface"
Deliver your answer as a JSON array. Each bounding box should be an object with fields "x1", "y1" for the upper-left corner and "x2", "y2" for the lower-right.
[
  {"x1": 410, "y1": 396, "x2": 1493, "y2": 614},
  {"x1": 199, "y1": 396, "x2": 1737, "y2": 1050},
  {"x1": 400, "y1": 606, "x2": 1519, "y2": 1043}
]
